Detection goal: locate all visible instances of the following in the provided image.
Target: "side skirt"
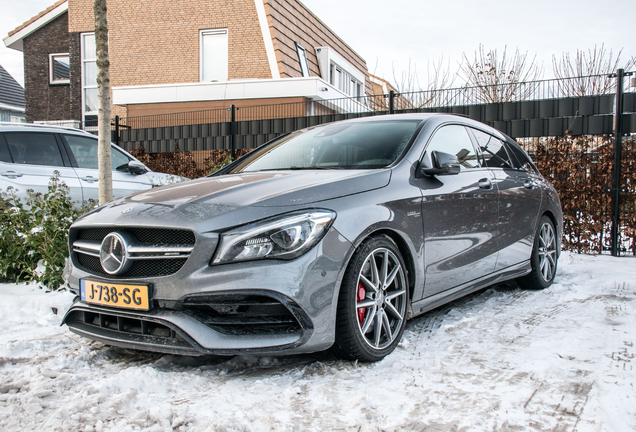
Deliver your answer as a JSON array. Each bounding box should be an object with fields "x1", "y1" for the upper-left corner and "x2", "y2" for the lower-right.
[{"x1": 410, "y1": 260, "x2": 531, "y2": 318}]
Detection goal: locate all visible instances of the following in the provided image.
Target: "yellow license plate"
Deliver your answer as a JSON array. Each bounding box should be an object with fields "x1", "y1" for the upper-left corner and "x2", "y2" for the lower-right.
[{"x1": 80, "y1": 280, "x2": 150, "y2": 310}]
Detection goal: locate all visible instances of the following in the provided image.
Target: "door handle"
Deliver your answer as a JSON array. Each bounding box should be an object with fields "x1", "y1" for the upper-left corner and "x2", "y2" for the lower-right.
[
  {"x1": 0, "y1": 171, "x2": 23, "y2": 178},
  {"x1": 523, "y1": 179, "x2": 534, "y2": 189},
  {"x1": 478, "y1": 178, "x2": 492, "y2": 189},
  {"x1": 80, "y1": 176, "x2": 98, "y2": 183}
]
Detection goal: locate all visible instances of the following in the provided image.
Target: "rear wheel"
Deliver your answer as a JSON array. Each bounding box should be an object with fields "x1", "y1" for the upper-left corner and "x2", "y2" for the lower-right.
[
  {"x1": 517, "y1": 215, "x2": 558, "y2": 290},
  {"x1": 332, "y1": 235, "x2": 408, "y2": 362}
]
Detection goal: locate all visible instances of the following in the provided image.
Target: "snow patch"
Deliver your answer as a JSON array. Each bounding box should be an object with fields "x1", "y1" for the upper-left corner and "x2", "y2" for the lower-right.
[{"x1": 0, "y1": 252, "x2": 634, "y2": 431}]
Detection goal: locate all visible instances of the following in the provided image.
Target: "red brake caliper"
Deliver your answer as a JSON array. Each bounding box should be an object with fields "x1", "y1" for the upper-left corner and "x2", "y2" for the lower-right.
[{"x1": 357, "y1": 282, "x2": 366, "y2": 326}]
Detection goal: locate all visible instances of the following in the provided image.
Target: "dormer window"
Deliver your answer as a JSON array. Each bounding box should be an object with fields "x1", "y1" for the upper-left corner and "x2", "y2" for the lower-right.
[
  {"x1": 296, "y1": 43, "x2": 310, "y2": 77},
  {"x1": 330, "y1": 62, "x2": 361, "y2": 98}
]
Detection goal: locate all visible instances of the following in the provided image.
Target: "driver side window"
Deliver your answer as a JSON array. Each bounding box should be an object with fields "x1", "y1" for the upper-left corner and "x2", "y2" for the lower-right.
[{"x1": 424, "y1": 125, "x2": 480, "y2": 171}]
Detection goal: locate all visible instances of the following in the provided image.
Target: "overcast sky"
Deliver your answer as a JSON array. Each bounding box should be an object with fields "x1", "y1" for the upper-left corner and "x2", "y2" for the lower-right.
[{"x1": 1, "y1": 0, "x2": 635, "y2": 88}]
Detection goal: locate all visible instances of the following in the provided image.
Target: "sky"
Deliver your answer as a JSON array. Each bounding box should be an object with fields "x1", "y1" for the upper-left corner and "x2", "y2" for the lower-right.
[{"x1": 1, "y1": 0, "x2": 635, "y2": 88}]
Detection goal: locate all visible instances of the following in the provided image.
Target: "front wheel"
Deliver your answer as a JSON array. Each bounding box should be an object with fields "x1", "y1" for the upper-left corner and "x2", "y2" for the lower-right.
[
  {"x1": 332, "y1": 235, "x2": 408, "y2": 362},
  {"x1": 517, "y1": 215, "x2": 558, "y2": 290}
]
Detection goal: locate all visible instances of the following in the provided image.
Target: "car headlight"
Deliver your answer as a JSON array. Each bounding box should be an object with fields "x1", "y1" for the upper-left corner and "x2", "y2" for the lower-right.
[{"x1": 212, "y1": 210, "x2": 336, "y2": 264}]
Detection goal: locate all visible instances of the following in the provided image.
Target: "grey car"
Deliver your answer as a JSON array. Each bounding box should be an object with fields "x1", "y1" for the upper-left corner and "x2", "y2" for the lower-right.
[
  {"x1": 0, "y1": 122, "x2": 178, "y2": 203},
  {"x1": 62, "y1": 114, "x2": 562, "y2": 362}
]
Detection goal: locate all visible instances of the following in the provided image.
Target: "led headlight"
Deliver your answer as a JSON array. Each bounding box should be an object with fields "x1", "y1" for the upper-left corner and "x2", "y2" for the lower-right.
[{"x1": 212, "y1": 210, "x2": 336, "y2": 264}]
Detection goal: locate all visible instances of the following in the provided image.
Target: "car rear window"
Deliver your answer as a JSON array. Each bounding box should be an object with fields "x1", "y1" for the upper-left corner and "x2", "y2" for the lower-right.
[{"x1": 4, "y1": 133, "x2": 64, "y2": 166}]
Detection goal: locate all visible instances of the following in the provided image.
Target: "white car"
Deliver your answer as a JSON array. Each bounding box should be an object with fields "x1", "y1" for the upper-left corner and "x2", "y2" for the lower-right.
[{"x1": 0, "y1": 122, "x2": 179, "y2": 203}]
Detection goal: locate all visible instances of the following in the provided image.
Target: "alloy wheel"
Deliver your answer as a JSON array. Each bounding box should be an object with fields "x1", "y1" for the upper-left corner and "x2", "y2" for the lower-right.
[
  {"x1": 538, "y1": 222, "x2": 557, "y2": 282},
  {"x1": 355, "y1": 248, "x2": 407, "y2": 350}
]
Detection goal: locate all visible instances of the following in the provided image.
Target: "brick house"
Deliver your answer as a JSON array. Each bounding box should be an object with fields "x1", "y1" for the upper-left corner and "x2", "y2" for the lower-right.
[{"x1": 4, "y1": 0, "x2": 372, "y2": 126}]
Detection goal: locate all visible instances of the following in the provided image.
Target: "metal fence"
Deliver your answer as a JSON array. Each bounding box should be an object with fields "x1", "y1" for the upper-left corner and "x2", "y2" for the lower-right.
[
  {"x1": 40, "y1": 71, "x2": 621, "y2": 256},
  {"x1": 108, "y1": 72, "x2": 636, "y2": 131}
]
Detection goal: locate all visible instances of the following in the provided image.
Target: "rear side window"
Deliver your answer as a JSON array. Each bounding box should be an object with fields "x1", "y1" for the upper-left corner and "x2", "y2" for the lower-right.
[
  {"x1": 4, "y1": 133, "x2": 64, "y2": 166},
  {"x1": 0, "y1": 136, "x2": 11, "y2": 162},
  {"x1": 470, "y1": 129, "x2": 514, "y2": 169},
  {"x1": 505, "y1": 141, "x2": 537, "y2": 173}
]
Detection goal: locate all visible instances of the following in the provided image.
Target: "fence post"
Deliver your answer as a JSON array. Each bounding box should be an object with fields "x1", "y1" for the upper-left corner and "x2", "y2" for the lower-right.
[
  {"x1": 230, "y1": 104, "x2": 236, "y2": 159},
  {"x1": 114, "y1": 115, "x2": 120, "y2": 147},
  {"x1": 389, "y1": 90, "x2": 395, "y2": 114},
  {"x1": 610, "y1": 69, "x2": 625, "y2": 257}
]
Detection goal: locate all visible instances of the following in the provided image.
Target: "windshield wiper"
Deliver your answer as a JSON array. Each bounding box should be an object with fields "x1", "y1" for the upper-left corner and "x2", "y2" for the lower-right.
[{"x1": 289, "y1": 166, "x2": 341, "y2": 170}]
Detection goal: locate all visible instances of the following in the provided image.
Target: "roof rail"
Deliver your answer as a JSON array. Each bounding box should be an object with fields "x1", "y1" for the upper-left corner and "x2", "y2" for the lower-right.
[{"x1": 0, "y1": 121, "x2": 92, "y2": 135}]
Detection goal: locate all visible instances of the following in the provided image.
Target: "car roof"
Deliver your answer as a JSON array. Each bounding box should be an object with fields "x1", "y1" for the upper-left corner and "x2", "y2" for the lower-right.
[
  {"x1": 329, "y1": 113, "x2": 508, "y2": 140},
  {"x1": 0, "y1": 121, "x2": 95, "y2": 137}
]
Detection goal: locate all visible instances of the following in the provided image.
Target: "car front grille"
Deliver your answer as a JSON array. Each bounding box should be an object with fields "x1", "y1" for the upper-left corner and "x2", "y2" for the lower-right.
[
  {"x1": 71, "y1": 227, "x2": 195, "y2": 279},
  {"x1": 77, "y1": 227, "x2": 195, "y2": 245},
  {"x1": 182, "y1": 294, "x2": 304, "y2": 336},
  {"x1": 77, "y1": 254, "x2": 189, "y2": 278}
]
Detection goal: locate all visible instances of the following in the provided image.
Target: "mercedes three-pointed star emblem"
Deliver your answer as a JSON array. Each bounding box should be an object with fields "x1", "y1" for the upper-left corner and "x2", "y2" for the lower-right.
[{"x1": 99, "y1": 232, "x2": 133, "y2": 275}]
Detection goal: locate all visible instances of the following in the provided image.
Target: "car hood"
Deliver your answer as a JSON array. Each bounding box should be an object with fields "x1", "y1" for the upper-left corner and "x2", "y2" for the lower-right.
[
  {"x1": 127, "y1": 169, "x2": 390, "y2": 208},
  {"x1": 75, "y1": 169, "x2": 391, "y2": 231}
]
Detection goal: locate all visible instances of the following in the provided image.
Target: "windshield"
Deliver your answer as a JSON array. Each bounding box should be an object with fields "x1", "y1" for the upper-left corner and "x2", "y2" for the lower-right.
[{"x1": 229, "y1": 120, "x2": 420, "y2": 173}]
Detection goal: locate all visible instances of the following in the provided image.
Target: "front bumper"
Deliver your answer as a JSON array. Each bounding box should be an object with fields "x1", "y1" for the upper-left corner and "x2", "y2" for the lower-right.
[{"x1": 63, "y1": 227, "x2": 353, "y2": 356}]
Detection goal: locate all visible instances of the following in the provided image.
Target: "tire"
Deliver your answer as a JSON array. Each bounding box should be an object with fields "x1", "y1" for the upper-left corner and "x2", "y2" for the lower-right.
[
  {"x1": 517, "y1": 215, "x2": 558, "y2": 290},
  {"x1": 332, "y1": 235, "x2": 409, "y2": 362}
]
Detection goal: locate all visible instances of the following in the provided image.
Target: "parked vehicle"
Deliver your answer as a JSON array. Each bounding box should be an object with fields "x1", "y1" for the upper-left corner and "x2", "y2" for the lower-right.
[
  {"x1": 62, "y1": 114, "x2": 562, "y2": 362},
  {"x1": 0, "y1": 122, "x2": 179, "y2": 203}
]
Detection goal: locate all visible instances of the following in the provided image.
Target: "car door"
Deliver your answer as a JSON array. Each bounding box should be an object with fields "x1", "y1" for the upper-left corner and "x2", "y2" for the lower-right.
[
  {"x1": 417, "y1": 124, "x2": 499, "y2": 297},
  {"x1": 468, "y1": 128, "x2": 542, "y2": 270},
  {"x1": 61, "y1": 134, "x2": 153, "y2": 201},
  {"x1": 0, "y1": 132, "x2": 83, "y2": 202}
]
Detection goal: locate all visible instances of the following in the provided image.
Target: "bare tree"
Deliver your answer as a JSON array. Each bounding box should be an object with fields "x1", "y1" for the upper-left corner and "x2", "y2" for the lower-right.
[
  {"x1": 391, "y1": 56, "x2": 458, "y2": 108},
  {"x1": 94, "y1": 0, "x2": 112, "y2": 205},
  {"x1": 552, "y1": 45, "x2": 636, "y2": 96},
  {"x1": 459, "y1": 45, "x2": 543, "y2": 103}
]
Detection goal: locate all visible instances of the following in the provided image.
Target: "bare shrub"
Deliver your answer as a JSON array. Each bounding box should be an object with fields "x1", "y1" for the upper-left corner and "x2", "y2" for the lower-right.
[{"x1": 531, "y1": 136, "x2": 635, "y2": 254}]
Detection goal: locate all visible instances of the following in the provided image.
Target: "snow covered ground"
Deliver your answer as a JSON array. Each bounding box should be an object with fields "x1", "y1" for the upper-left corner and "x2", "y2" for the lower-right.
[{"x1": 0, "y1": 251, "x2": 634, "y2": 431}]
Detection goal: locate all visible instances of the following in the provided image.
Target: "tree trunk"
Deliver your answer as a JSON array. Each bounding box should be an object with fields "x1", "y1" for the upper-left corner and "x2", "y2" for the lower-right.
[{"x1": 94, "y1": 0, "x2": 112, "y2": 205}]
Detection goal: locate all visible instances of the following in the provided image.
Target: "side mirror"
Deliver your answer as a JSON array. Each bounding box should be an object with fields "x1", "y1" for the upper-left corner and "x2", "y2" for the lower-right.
[
  {"x1": 418, "y1": 151, "x2": 461, "y2": 177},
  {"x1": 128, "y1": 160, "x2": 149, "y2": 175}
]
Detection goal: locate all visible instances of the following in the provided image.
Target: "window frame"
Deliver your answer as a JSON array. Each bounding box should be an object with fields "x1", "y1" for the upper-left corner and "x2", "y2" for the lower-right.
[
  {"x1": 295, "y1": 42, "x2": 310, "y2": 77},
  {"x1": 81, "y1": 32, "x2": 98, "y2": 122},
  {"x1": 0, "y1": 134, "x2": 13, "y2": 163},
  {"x1": 2, "y1": 132, "x2": 71, "y2": 167},
  {"x1": 199, "y1": 28, "x2": 229, "y2": 82},
  {"x1": 467, "y1": 127, "x2": 515, "y2": 170},
  {"x1": 329, "y1": 61, "x2": 362, "y2": 99},
  {"x1": 504, "y1": 140, "x2": 540, "y2": 174},
  {"x1": 60, "y1": 134, "x2": 132, "y2": 172},
  {"x1": 49, "y1": 53, "x2": 70, "y2": 85},
  {"x1": 422, "y1": 124, "x2": 483, "y2": 172}
]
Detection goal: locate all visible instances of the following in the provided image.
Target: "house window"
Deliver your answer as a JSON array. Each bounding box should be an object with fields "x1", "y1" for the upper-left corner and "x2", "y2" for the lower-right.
[
  {"x1": 49, "y1": 53, "x2": 70, "y2": 84},
  {"x1": 200, "y1": 29, "x2": 228, "y2": 82},
  {"x1": 330, "y1": 61, "x2": 361, "y2": 99},
  {"x1": 295, "y1": 43, "x2": 310, "y2": 77},
  {"x1": 81, "y1": 33, "x2": 98, "y2": 122}
]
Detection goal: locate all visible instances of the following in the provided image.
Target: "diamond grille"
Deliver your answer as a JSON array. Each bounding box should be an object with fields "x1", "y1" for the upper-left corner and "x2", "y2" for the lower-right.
[{"x1": 73, "y1": 227, "x2": 194, "y2": 278}]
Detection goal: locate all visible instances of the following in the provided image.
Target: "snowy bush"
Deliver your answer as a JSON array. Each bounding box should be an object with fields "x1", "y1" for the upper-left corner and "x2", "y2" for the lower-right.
[{"x1": 0, "y1": 172, "x2": 93, "y2": 290}]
